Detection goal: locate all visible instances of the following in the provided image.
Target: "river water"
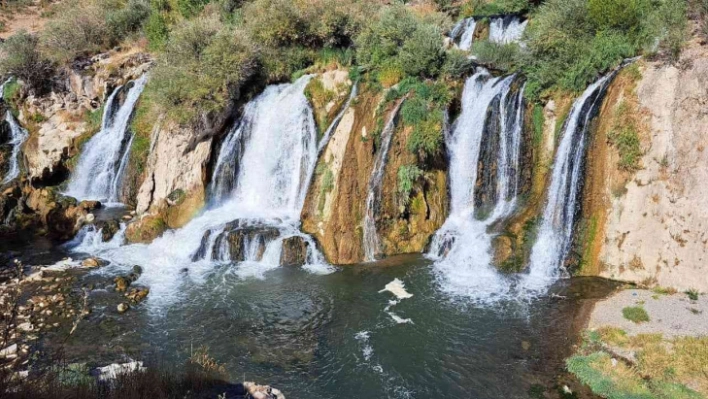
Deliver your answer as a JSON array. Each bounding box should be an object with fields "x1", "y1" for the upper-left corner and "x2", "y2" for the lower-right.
[{"x1": 4, "y1": 233, "x2": 619, "y2": 399}]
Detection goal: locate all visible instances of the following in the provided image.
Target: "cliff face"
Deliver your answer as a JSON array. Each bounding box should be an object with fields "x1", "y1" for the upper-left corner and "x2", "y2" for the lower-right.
[
  {"x1": 583, "y1": 29, "x2": 708, "y2": 291},
  {"x1": 301, "y1": 83, "x2": 379, "y2": 264}
]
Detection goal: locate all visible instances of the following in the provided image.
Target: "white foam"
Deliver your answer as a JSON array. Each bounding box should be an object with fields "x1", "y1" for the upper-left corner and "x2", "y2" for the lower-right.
[{"x1": 379, "y1": 278, "x2": 413, "y2": 299}]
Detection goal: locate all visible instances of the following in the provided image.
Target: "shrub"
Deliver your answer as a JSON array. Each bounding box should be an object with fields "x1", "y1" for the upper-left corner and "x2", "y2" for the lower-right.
[
  {"x1": 470, "y1": 0, "x2": 531, "y2": 17},
  {"x1": 150, "y1": 15, "x2": 259, "y2": 123},
  {"x1": 686, "y1": 289, "x2": 700, "y2": 301},
  {"x1": 441, "y1": 48, "x2": 473, "y2": 79},
  {"x1": 355, "y1": 5, "x2": 448, "y2": 79},
  {"x1": 397, "y1": 164, "x2": 423, "y2": 206},
  {"x1": 0, "y1": 31, "x2": 54, "y2": 93},
  {"x1": 41, "y1": 0, "x2": 149, "y2": 63},
  {"x1": 622, "y1": 306, "x2": 650, "y2": 323},
  {"x1": 471, "y1": 40, "x2": 520, "y2": 72}
]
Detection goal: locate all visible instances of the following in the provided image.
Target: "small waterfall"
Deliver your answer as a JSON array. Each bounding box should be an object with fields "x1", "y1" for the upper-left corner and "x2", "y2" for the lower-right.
[
  {"x1": 450, "y1": 18, "x2": 477, "y2": 51},
  {"x1": 0, "y1": 79, "x2": 29, "y2": 185},
  {"x1": 362, "y1": 99, "x2": 405, "y2": 262},
  {"x1": 522, "y1": 74, "x2": 615, "y2": 293},
  {"x1": 427, "y1": 69, "x2": 525, "y2": 302},
  {"x1": 65, "y1": 74, "x2": 147, "y2": 203},
  {"x1": 72, "y1": 76, "x2": 332, "y2": 305},
  {"x1": 489, "y1": 16, "x2": 528, "y2": 44},
  {"x1": 450, "y1": 16, "x2": 527, "y2": 50}
]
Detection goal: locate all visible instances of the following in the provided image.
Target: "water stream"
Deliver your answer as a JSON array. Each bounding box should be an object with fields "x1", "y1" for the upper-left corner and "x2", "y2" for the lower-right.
[
  {"x1": 0, "y1": 79, "x2": 29, "y2": 185},
  {"x1": 65, "y1": 74, "x2": 147, "y2": 203}
]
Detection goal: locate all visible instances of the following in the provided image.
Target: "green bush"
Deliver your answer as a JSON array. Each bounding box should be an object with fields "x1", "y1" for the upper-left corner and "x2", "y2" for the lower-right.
[
  {"x1": 441, "y1": 48, "x2": 473, "y2": 79},
  {"x1": 622, "y1": 306, "x2": 650, "y2": 323},
  {"x1": 397, "y1": 164, "x2": 423, "y2": 206},
  {"x1": 396, "y1": 79, "x2": 451, "y2": 158},
  {"x1": 470, "y1": 0, "x2": 531, "y2": 17},
  {"x1": 41, "y1": 0, "x2": 149, "y2": 63},
  {"x1": 145, "y1": 10, "x2": 170, "y2": 50},
  {"x1": 354, "y1": 5, "x2": 449, "y2": 79},
  {"x1": 0, "y1": 31, "x2": 54, "y2": 93},
  {"x1": 471, "y1": 40, "x2": 521, "y2": 72},
  {"x1": 150, "y1": 15, "x2": 259, "y2": 123}
]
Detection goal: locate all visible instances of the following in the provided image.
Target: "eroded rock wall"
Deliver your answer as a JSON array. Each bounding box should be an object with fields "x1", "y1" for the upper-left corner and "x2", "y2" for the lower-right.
[{"x1": 586, "y1": 31, "x2": 708, "y2": 292}]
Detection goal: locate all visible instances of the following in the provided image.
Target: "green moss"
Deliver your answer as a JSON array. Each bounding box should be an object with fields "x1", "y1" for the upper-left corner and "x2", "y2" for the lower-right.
[
  {"x1": 576, "y1": 215, "x2": 599, "y2": 274},
  {"x1": 397, "y1": 164, "x2": 422, "y2": 207},
  {"x1": 2, "y1": 79, "x2": 21, "y2": 116},
  {"x1": 608, "y1": 101, "x2": 642, "y2": 171},
  {"x1": 622, "y1": 306, "x2": 650, "y2": 323},
  {"x1": 317, "y1": 166, "x2": 334, "y2": 214},
  {"x1": 531, "y1": 104, "x2": 544, "y2": 148}
]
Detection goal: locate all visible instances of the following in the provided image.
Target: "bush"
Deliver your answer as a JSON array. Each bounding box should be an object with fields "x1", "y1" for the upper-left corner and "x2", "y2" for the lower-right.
[
  {"x1": 471, "y1": 40, "x2": 520, "y2": 72},
  {"x1": 396, "y1": 79, "x2": 451, "y2": 158},
  {"x1": 622, "y1": 306, "x2": 650, "y2": 323},
  {"x1": 397, "y1": 164, "x2": 422, "y2": 206},
  {"x1": 150, "y1": 15, "x2": 259, "y2": 123},
  {"x1": 0, "y1": 31, "x2": 54, "y2": 93},
  {"x1": 354, "y1": 5, "x2": 448, "y2": 79},
  {"x1": 469, "y1": 0, "x2": 531, "y2": 17},
  {"x1": 41, "y1": 0, "x2": 150, "y2": 63}
]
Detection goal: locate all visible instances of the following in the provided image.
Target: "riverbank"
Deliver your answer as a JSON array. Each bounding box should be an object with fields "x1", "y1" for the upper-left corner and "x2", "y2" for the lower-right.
[{"x1": 567, "y1": 288, "x2": 708, "y2": 398}]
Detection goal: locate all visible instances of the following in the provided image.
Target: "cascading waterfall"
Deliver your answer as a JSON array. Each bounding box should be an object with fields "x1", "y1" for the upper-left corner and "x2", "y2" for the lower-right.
[
  {"x1": 318, "y1": 82, "x2": 358, "y2": 152},
  {"x1": 0, "y1": 79, "x2": 29, "y2": 185},
  {"x1": 70, "y1": 75, "x2": 332, "y2": 305},
  {"x1": 488, "y1": 16, "x2": 528, "y2": 44},
  {"x1": 65, "y1": 74, "x2": 147, "y2": 203},
  {"x1": 449, "y1": 16, "x2": 527, "y2": 50},
  {"x1": 427, "y1": 69, "x2": 525, "y2": 302},
  {"x1": 521, "y1": 73, "x2": 615, "y2": 293},
  {"x1": 362, "y1": 99, "x2": 405, "y2": 262}
]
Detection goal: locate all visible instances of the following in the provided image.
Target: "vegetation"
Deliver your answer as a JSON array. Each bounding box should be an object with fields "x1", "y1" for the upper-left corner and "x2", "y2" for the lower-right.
[
  {"x1": 397, "y1": 164, "x2": 422, "y2": 206},
  {"x1": 622, "y1": 306, "x2": 650, "y2": 323},
  {"x1": 568, "y1": 328, "x2": 708, "y2": 399},
  {"x1": 685, "y1": 289, "x2": 700, "y2": 301},
  {"x1": 0, "y1": 31, "x2": 54, "y2": 93}
]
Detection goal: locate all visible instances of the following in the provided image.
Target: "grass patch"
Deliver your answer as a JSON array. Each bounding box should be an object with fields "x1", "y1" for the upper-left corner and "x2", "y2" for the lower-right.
[
  {"x1": 685, "y1": 289, "x2": 700, "y2": 301},
  {"x1": 397, "y1": 164, "x2": 422, "y2": 207},
  {"x1": 608, "y1": 100, "x2": 643, "y2": 171},
  {"x1": 622, "y1": 306, "x2": 650, "y2": 323}
]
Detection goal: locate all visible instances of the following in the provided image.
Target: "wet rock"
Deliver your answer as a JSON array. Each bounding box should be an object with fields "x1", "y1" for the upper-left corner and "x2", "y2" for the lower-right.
[
  {"x1": 78, "y1": 200, "x2": 101, "y2": 211},
  {"x1": 280, "y1": 236, "x2": 309, "y2": 267},
  {"x1": 244, "y1": 381, "x2": 285, "y2": 399},
  {"x1": 117, "y1": 303, "x2": 129, "y2": 313},
  {"x1": 192, "y1": 220, "x2": 281, "y2": 262},
  {"x1": 125, "y1": 288, "x2": 149, "y2": 303},
  {"x1": 81, "y1": 257, "x2": 101, "y2": 268},
  {"x1": 86, "y1": 213, "x2": 95, "y2": 222},
  {"x1": 95, "y1": 219, "x2": 121, "y2": 242},
  {"x1": 114, "y1": 277, "x2": 130, "y2": 292},
  {"x1": 0, "y1": 344, "x2": 17, "y2": 358}
]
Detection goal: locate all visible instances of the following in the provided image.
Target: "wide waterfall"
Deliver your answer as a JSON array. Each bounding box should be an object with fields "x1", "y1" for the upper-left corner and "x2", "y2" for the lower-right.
[
  {"x1": 427, "y1": 69, "x2": 524, "y2": 302},
  {"x1": 362, "y1": 99, "x2": 405, "y2": 262},
  {"x1": 0, "y1": 79, "x2": 29, "y2": 185},
  {"x1": 65, "y1": 74, "x2": 147, "y2": 203},
  {"x1": 449, "y1": 15, "x2": 527, "y2": 50},
  {"x1": 70, "y1": 75, "x2": 331, "y2": 305},
  {"x1": 522, "y1": 74, "x2": 615, "y2": 293}
]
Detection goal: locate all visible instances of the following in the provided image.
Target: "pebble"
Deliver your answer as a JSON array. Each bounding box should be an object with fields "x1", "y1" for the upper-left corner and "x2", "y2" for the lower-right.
[{"x1": 117, "y1": 303, "x2": 129, "y2": 314}]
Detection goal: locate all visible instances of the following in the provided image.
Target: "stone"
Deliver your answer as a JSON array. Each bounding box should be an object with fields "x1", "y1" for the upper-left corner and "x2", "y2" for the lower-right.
[
  {"x1": 125, "y1": 288, "x2": 149, "y2": 303},
  {"x1": 85, "y1": 213, "x2": 95, "y2": 223},
  {"x1": 117, "y1": 303, "x2": 129, "y2": 313},
  {"x1": 114, "y1": 277, "x2": 130, "y2": 292},
  {"x1": 78, "y1": 200, "x2": 101, "y2": 211},
  {"x1": 81, "y1": 257, "x2": 101, "y2": 268},
  {"x1": 280, "y1": 236, "x2": 309, "y2": 267},
  {"x1": 0, "y1": 344, "x2": 17, "y2": 358},
  {"x1": 17, "y1": 323, "x2": 34, "y2": 332}
]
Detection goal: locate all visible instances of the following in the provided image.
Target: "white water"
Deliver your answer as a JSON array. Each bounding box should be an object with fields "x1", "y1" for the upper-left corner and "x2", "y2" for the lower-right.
[
  {"x1": 450, "y1": 16, "x2": 527, "y2": 50},
  {"x1": 522, "y1": 74, "x2": 614, "y2": 293},
  {"x1": 71, "y1": 76, "x2": 333, "y2": 306},
  {"x1": 489, "y1": 17, "x2": 528, "y2": 44},
  {"x1": 0, "y1": 79, "x2": 29, "y2": 185},
  {"x1": 65, "y1": 75, "x2": 147, "y2": 203},
  {"x1": 362, "y1": 99, "x2": 405, "y2": 262},
  {"x1": 427, "y1": 70, "x2": 524, "y2": 303}
]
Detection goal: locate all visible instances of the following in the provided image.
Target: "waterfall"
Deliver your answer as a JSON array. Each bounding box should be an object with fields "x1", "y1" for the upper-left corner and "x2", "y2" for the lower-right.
[
  {"x1": 0, "y1": 79, "x2": 29, "y2": 185},
  {"x1": 65, "y1": 74, "x2": 147, "y2": 203},
  {"x1": 427, "y1": 69, "x2": 525, "y2": 302},
  {"x1": 70, "y1": 76, "x2": 332, "y2": 305},
  {"x1": 362, "y1": 99, "x2": 405, "y2": 262},
  {"x1": 450, "y1": 16, "x2": 527, "y2": 50},
  {"x1": 522, "y1": 73, "x2": 615, "y2": 293},
  {"x1": 489, "y1": 16, "x2": 528, "y2": 44}
]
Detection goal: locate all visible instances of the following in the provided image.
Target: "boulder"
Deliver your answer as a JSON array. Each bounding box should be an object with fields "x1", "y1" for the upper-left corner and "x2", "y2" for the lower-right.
[{"x1": 280, "y1": 236, "x2": 309, "y2": 267}]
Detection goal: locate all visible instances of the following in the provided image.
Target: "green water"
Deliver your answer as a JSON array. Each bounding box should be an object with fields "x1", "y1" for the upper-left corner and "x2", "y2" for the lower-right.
[{"x1": 54, "y1": 254, "x2": 617, "y2": 399}]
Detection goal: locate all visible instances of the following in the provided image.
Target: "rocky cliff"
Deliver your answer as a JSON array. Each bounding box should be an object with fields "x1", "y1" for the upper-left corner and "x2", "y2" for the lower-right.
[{"x1": 581, "y1": 28, "x2": 708, "y2": 292}]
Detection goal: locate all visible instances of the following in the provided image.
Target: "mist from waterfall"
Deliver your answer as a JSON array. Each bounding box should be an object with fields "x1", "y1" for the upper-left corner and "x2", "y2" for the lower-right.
[
  {"x1": 362, "y1": 99, "x2": 405, "y2": 262},
  {"x1": 0, "y1": 79, "x2": 29, "y2": 185},
  {"x1": 70, "y1": 76, "x2": 332, "y2": 305},
  {"x1": 521, "y1": 73, "x2": 615, "y2": 293},
  {"x1": 427, "y1": 69, "x2": 524, "y2": 303},
  {"x1": 65, "y1": 74, "x2": 147, "y2": 203}
]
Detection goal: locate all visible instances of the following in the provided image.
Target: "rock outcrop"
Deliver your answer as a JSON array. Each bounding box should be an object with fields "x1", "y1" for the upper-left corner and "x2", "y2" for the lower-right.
[{"x1": 583, "y1": 28, "x2": 708, "y2": 292}]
